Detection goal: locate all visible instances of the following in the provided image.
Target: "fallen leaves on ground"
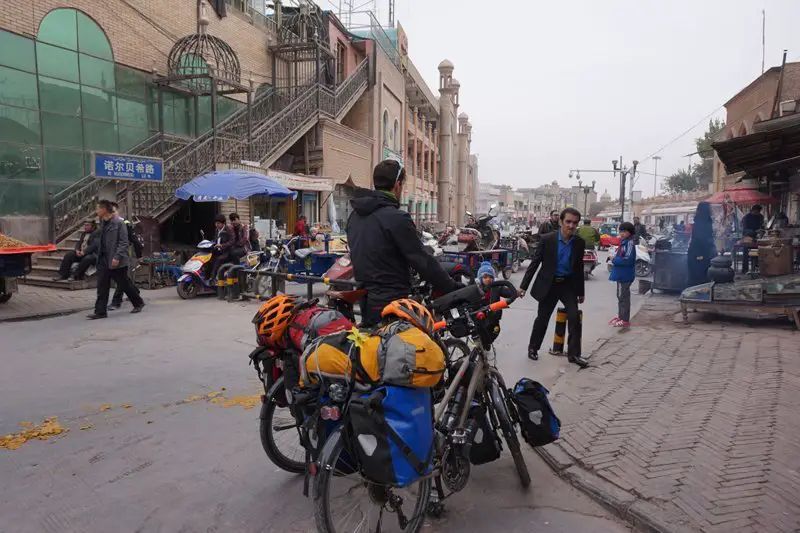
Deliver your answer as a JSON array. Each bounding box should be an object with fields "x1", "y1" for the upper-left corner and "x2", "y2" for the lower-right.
[
  {"x1": 0, "y1": 417, "x2": 68, "y2": 450},
  {"x1": 211, "y1": 394, "x2": 261, "y2": 410},
  {"x1": 98, "y1": 404, "x2": 112, "y2": 412},
  {"x1": 121, "y1": 404, "x2": 133, "y2": 409}
]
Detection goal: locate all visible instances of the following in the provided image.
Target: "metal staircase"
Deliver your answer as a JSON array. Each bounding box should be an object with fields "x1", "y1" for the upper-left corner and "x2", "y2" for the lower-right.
[{"x1": 49, "y1": 57, "x2": 369, "y2": 242}]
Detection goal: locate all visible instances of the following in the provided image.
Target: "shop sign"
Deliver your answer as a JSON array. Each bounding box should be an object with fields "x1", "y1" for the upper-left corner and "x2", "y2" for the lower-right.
[
  {"x1": 93, "y1": 152, "x2": 163, "y2": 182},
  {"x1": 267, "y1": 169, "x2": 332, "y2": 192}
]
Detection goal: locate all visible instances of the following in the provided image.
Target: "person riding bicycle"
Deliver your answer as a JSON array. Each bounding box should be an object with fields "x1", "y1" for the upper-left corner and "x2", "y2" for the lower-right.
[{"x1": 347, "y1": 159, "x2": 460, "y2": 327}]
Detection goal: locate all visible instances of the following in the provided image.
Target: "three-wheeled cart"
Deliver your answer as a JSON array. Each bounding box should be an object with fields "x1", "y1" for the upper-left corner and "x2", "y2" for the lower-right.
[{"x1": 0, "y1": 244, "x2": 57, "y2": 303}]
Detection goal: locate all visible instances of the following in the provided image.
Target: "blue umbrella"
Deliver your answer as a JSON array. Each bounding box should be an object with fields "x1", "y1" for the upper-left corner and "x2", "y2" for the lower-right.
[{"x1": 175, "y1": 169, "x2": 297, "y2": 202}]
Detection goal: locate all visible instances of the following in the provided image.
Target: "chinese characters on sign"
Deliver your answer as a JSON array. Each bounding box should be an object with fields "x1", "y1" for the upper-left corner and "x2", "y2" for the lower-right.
[{"x1": 92, "y1": 152, "x2": 164, "y2": 182}]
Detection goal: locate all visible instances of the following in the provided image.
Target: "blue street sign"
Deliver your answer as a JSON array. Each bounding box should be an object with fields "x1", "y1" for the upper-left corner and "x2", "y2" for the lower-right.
[{"x1": 92, "y1": 152, "x2": 164, "y2": 182}]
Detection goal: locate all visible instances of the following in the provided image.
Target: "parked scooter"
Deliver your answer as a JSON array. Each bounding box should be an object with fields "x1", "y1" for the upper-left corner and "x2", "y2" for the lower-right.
[{"x1": 177, "y1": 238, "x2": 218, "y2": 299}]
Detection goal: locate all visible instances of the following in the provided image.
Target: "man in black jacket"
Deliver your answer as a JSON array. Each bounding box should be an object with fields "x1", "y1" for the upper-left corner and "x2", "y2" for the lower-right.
[
  {"x1": 55, "y1": 220, "x2": 99, "y2": 281},
  {"x1": 519, "y1": 207, "x2": 589, "y2": 368},
  {"x1": 347, "y1": 159, "x2": 459, "y2": 326},
  {"x1": 537, "y1": 210, "x2": 560, "y2": 236},
  {"x1": 87, "y1": 200, "x2": 145, "y2": 319}
]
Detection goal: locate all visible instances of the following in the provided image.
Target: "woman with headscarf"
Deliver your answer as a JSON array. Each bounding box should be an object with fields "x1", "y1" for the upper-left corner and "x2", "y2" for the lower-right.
[{"x1": 687, "y1": 201, "x2": 716, "y2": 286}]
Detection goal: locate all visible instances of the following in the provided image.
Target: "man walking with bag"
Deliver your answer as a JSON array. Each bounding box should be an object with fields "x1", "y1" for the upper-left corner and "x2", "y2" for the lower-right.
[
  {"x1": 87, "y1": 200, "x2": 145, "y2": 320},
  {"x1": 519, "y1": 207, "x2": 589, "y2": 368}
]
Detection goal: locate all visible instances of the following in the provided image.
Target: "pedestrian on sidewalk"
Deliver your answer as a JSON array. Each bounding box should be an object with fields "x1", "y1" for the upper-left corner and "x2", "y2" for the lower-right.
[
  {"x1": 518, "y1": 207, "x2": 589, "y2": 368},
  {"x1": 537, "y1": 210, "x2": 560, "y2": 235},
  {"x1": 108, "y1": 202, "x2": 142, "y2": 311},
  {"x1": 687, "y1": 201, "x2": 716, "y2": 286},
  {"x1": 87, "y1": 200, "x2": 144, "y2": 320},
  {"x1": 609, "y1": 221, "x2": 636, "y2": 328}
]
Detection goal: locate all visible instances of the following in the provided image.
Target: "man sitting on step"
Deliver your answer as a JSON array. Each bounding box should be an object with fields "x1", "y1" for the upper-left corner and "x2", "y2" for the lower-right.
[{"x1": 54, "y1": 220, "x2": 99, "y2": 281}]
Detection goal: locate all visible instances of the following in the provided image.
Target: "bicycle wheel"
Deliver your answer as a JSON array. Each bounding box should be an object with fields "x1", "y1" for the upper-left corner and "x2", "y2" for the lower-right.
[
  {"x1": 442, "y1": 337, "x2": 469, "y2": 364},
  {"x1": 314, "y1": 433, "x2": 431, "y2": 533},
  {"x1": 489, "y1": 376, "x2": 531, "y2": 488},
  {"x1": 259, "y1": 376, "x2": 306, "y2": 474}
]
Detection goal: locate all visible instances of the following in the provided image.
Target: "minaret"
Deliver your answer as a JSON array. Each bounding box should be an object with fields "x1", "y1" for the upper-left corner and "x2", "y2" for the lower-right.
[
  {"x1": 437, "y1": 59, "x2": 456, "y2": 223},
  {"x1": 456, "y1": 112, "x2": 469, "y2": 225}
]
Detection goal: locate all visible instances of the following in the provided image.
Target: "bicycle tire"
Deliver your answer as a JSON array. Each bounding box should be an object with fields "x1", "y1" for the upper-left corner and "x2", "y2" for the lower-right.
[
  {"x1": 489, "y1": 377, "x2": 531, "y2": 488},
  {"x1": 314, "y1": 434, "x2": 431, "y2": 533},
  {"x1": 259, "y1": 376, "x2": 306, "y2": 474}
]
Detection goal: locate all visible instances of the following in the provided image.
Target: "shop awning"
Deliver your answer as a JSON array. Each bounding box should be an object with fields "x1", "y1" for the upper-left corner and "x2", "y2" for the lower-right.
[
  {"x1": 175, "y1": 169, "x2": 297, "y2": 202},
  {"x1": 712, "y1": 118, "x2": 800, "y2": 178},
  {"x1": 705, "y1": 186, "x2": 777, "y2": 205}
]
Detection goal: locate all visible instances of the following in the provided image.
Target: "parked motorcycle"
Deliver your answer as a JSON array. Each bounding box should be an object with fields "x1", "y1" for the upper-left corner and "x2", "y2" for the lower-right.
[{"x1": 458, "y1": 204, "x2": 500, "y2": 252}]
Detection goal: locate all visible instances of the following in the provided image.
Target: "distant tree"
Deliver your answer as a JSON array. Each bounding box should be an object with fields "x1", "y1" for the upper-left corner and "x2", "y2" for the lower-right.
[
  {"x1": 693, "y1": 118, "x2": 725, "y2": 187},
  {"x1": 588, "y1": 201, "x2": 609, "y2": 216},
  {"x1": 664, "y1": 168, "x2": 700, "y2": 193}
]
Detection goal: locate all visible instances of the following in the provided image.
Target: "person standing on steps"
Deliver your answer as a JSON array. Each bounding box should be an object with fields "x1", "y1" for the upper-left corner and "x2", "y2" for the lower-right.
[
  {"x1": 87, "y1": 200, "x2": 144, "y2": 320},
  {"x1": 518, "y1": 207, "x2": 589, "y2": 368}
]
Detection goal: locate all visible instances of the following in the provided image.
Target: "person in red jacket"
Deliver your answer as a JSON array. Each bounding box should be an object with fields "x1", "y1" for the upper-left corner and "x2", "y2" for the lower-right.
[{"x1": 293, "y1": 214, "x2": 307, "y2": 237}]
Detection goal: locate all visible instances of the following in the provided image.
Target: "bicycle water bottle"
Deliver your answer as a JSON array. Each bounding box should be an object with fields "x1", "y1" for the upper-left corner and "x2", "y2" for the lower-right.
[{"x1": 440, "y1": 386, "x2": 466, "y2": 432}]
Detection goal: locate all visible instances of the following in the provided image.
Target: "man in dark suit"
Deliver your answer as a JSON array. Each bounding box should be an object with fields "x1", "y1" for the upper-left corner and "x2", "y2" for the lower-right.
[{"x1": 519, "y1": 207, "x2": 589, "y2": 368}]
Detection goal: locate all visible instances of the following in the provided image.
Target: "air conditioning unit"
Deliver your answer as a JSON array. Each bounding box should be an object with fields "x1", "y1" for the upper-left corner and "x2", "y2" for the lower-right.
[{"x1": 779, "y1": 100, "x2": 797, "y2": 117}]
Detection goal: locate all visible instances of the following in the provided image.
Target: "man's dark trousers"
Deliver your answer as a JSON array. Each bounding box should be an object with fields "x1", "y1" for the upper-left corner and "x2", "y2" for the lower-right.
[
  {"x1": 59, "y1": 251, "x2": 96, "y2": 279},
  {"x1": 528, "y1": 278, "x2": 581, "y2": 358},
  {"x1": 95, "y1": 266, "x2": 144, "y2": 316}
]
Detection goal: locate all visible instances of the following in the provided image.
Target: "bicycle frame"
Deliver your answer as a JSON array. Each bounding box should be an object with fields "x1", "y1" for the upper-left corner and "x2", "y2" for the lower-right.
[{"x1": 435, "y1": 334, "x2": 502, "y2": 430}]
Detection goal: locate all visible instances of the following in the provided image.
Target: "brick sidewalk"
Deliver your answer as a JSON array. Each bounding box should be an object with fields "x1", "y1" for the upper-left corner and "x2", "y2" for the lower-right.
[{"x1": 544, "y1": 297, "x2": 800, "y2": 532}]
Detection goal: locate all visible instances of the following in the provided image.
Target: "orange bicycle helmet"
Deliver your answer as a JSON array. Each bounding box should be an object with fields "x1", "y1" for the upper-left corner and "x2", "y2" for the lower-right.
[
  {"x1": 381, "y1": 298, "x2": 436, "y2": 337},
  {"x1": 253, "y1": 295, "x2": 298, "y2": 346}
]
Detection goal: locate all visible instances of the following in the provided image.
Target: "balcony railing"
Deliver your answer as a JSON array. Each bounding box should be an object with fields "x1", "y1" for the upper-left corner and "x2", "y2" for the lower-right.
[{"x1": 225, "y1": 0, "x2": 278, "y2": 34}]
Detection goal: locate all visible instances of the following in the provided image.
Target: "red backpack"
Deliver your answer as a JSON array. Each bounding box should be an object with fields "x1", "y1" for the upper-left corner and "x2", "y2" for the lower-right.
[{"x1": 286, "y1": 303, "x2": 354, "y2": 352}]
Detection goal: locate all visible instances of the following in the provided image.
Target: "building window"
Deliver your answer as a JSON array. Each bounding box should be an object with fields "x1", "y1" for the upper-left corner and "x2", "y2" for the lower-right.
[
  {"x1": 335, "y1": 40, "x2": 346, "y2": 85},
  {"x1": 393, "y1": 119, "x2": 400, "y2": 151},
  {"x1": 382, "y1": 110, "x2": 389, "y2": 147}
]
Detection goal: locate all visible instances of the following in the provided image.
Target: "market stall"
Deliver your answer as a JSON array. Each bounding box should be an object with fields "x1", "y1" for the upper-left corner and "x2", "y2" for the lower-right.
[{"x1": 0, "y1": 234, "x2": 56, "y2": 303}]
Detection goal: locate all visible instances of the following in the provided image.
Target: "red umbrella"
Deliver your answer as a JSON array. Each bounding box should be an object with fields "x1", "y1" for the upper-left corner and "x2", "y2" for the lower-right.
[{"x1": 705, "y1": 186, "x2": 777, "y2": 205}]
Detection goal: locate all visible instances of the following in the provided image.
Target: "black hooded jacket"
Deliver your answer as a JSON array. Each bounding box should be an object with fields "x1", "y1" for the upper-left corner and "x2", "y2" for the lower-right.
[{"x1": 346, "y1": 188, "x2": 457, "y2": 309}]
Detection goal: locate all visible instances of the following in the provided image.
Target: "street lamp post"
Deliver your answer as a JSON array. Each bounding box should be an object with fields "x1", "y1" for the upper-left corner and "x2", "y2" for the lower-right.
[
  {"x1": 612, "y1": 158, "x2": 638, "y2": 222},
  {"x1": 652, "y1": 155, "x2": 661, "y2": 197}
]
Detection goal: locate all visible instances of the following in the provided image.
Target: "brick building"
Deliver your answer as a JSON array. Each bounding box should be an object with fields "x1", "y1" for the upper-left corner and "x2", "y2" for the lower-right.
[
  {"x1": 713, "y1": 62, "x2": 800, "y2": 192},
  {"x1": 0, "y1": 0, "x2": 479, "y2": 259}
]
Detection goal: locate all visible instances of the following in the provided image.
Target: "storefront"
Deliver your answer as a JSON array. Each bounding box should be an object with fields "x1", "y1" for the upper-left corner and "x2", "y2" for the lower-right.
[{"x1": 249, "y1": 168, "x2": 333, "y2": 237}]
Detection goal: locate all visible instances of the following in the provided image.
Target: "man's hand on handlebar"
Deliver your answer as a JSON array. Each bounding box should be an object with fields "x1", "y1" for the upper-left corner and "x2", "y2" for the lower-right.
[
  {"x1": 518, "y1": 289, "x2": 526, "y2": 298},
  {"x1": 578, "y1": 296, "x2": 585, "y2": 304}
]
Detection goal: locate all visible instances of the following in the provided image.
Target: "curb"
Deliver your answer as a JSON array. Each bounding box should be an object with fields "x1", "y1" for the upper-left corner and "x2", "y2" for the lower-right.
[
  {"x1": 0, "y1": 305, "x2": 93, "y2": 324},
  {"x1": 535, "y1": 445, "x2": 694, "y2": 533}
]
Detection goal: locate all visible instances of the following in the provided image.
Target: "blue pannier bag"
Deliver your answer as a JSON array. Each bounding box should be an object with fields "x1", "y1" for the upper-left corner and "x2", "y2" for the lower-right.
[
  {"x1": 512, "y1": 378, "x2": 561, "y2": 447},
  {"x1": 348, "y1": 386, "x2": 434, "y2": 488}
]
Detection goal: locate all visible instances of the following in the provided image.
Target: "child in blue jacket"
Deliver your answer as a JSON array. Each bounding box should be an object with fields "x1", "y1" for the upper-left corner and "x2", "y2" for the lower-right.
[{"x1": 609, "y1": 222, "x2": 636, "y2": 327}]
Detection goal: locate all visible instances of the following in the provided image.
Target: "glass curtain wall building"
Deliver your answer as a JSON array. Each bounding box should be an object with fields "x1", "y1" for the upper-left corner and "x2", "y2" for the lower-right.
[{"x1": 0, "y1": 8, "x2": 242, "y2": 216}]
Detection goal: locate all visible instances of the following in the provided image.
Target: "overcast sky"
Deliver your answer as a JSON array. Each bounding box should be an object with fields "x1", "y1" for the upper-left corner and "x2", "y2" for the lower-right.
[{"x1": 378, "y1": 0, "x2": 800, "y2": 199}]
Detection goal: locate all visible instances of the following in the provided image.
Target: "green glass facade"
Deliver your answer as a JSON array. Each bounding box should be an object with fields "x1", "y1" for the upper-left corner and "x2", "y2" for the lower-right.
[{"x1": 0, "y1": 8, "x2": 243, "y2": 216}]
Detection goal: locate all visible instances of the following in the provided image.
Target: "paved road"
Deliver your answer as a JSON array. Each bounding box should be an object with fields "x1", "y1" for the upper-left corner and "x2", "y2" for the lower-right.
[{"x1": 0, "y1": 264, "x2": 639, "y2": 533}]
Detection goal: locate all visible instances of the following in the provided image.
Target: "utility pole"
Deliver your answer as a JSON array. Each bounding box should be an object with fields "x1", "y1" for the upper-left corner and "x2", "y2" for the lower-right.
[{"x1": 652, "y1": 156, "x2": 661, "y2": 197}]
